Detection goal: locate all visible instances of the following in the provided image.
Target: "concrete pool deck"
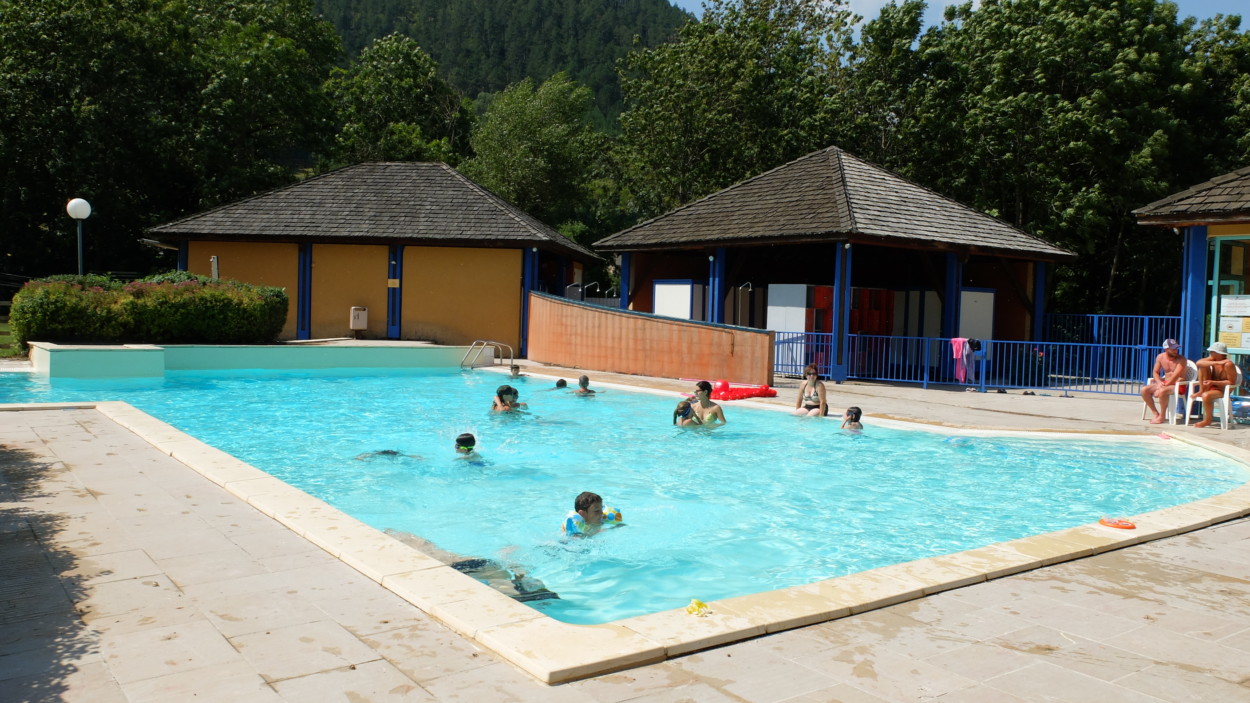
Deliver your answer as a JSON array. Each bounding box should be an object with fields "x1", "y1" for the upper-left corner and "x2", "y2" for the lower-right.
[{"x1": 2, "y1": 356, "x2": 1250, "y2": 700}]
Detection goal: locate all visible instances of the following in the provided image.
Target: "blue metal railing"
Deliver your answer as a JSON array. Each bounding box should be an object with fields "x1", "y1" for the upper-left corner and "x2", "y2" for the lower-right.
[
  {"x1": 1044, "y1": 314, "x2": 1180, "y2": 346},
  {"x1": 775, "y1": 333, "x2": 1157, "y2": 395},
  {"x1": 775, "y1": 332, "x2": 841, "y2": 378}
]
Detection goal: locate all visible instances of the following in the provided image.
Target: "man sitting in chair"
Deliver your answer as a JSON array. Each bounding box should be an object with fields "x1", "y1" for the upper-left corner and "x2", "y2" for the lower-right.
[
  {"x1": 1142, "y1": 338, "x2": 1187, "y2": 425},
  {"x1": 1195, "y1": 341, "x2": 1238, "y2": 428}
]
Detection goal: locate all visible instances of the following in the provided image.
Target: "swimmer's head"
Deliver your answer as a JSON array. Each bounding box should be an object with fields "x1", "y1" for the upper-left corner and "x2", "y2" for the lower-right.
[
  {"x1": 673, "y1": 400, "x2": 693, "y2": 423},
  {"x1": 578, "y1": 375, "x2": 590, "y2": 389},
  {"x1": 804, "y1": 363, "x2": 820, "y2": 380},
  {"x1": 455, "y1": 432, "x2": 476, "y2": 454},
  {"x1": 495, "y1": 384, "x2": 515, "y2": 399},
  {"x1": 509, "y1": 364, "x2": 521, "y2": 377},
  {"x1": 845, "y1": 406, "x2": 862, "y2": 422},
  {"x1": 555, "y1": 378, "x2": 567, "y2": 388},
  {"x1": 694, "y1": 380, "x2": 712, "y2": 395},
  {"x1": 574, "y1": 491, "x2": 603, "y2": 524}
]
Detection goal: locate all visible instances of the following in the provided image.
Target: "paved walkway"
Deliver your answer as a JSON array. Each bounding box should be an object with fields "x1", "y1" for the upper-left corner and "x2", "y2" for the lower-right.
[{"x1": 2, "y1": 359, "x2": 1250, "y2": 701}]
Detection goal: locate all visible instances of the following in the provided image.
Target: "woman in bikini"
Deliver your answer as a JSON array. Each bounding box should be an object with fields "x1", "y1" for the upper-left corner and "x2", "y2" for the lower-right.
[{"x1": 793, "y1": 363, "x2": 828, "y2": 416}]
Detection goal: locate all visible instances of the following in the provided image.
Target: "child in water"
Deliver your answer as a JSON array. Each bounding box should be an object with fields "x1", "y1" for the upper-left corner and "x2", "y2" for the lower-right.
[
  {"x1": 562, "y1": 491, "x2": 623, "y2": 537},
  {"x1": 574, "y1": 375, "x2": 596, "y2": 395},
  {"x1": 492, "y1": 385, "x2": 527, "y2": 412},
  {"x1": 841, "y1": 406, "x2": 863, "y2": 430},
  {"x1": 454, "y1": 433, "x2": 476, "y2": 455},
  {"x1": 672, "y1": 399, "x2": 702, "y2": 426}
]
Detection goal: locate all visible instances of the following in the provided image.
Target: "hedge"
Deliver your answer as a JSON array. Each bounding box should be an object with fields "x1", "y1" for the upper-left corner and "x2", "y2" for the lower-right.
[{"x1": 10, "y1": 273, "x2": 288, "y2": 346}]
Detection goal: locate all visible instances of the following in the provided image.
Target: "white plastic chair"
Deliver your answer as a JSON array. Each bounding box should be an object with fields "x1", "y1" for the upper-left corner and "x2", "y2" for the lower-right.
[
  {"x1": 1185, "y1": 363, "x2": 1243, "y2": 429},
  {"x1": 1141, "y1": 359, "x2": 1198, "y2": 425}
]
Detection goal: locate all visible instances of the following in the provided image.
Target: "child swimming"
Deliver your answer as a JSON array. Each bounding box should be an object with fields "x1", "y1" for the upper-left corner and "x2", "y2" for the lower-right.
[
  {"x1": 562, "y1": 491, "x2": 623, "y2": 537},
  {"x1": 841, "y1": 406, "x2": 863, "y2": 430}
]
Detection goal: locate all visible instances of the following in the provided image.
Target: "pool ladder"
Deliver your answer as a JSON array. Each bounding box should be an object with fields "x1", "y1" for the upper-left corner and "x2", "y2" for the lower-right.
[{"x1": 461, "y1": 340, "x2": 515, "y2": 368}]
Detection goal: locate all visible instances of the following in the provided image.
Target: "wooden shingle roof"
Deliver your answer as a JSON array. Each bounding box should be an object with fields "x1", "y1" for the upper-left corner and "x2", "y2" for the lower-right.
[
  {"x1": 1134, "y1": 166, "x2": 1250, "y2": 225},
  {"x1": 594, "y1": 146, "x2": 1073, "y2": 260},
  {"x1": 148, "y1": 162, "x2": 598, "y2": 262}
]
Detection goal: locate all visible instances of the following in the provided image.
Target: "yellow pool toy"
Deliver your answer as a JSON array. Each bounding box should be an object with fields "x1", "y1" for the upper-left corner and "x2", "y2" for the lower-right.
[{"x1": 685, "y1": 599, "x2": 712, "y2": 617}]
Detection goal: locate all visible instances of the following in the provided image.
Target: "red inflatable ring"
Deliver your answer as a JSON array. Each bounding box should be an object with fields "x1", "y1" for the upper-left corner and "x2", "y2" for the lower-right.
[{"x1": 1098, "y1": 517, "x2": 1136, "y2": 529}]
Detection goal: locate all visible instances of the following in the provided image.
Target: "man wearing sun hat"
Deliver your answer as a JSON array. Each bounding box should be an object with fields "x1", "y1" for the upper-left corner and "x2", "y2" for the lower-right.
[
  {"x1": 1142, "y1": 338, "x2": 1188, "y2": 424},
  {"x1": 1194, "y1": 341, "x2": 1239, "y2": 427}
]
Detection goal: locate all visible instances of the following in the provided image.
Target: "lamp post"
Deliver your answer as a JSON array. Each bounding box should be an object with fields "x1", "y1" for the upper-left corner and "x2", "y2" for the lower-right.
[{"x1": 66, "y1": 198, "x2": 92, "y2": 276}]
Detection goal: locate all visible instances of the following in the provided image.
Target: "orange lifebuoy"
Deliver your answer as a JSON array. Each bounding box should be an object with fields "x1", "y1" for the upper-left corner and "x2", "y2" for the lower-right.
[{"x1": 1099, "y1": 517, "x2": 1136, "y2": 529}]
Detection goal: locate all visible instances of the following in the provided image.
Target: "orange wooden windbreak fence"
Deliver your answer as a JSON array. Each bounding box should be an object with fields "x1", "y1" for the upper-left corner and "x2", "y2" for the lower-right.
[{"x1": 526, "y1": 293, "x2": 775, "y2": 386}]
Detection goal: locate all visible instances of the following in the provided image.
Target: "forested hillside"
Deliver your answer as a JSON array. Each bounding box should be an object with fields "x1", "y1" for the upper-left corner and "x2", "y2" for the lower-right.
[{"x1": 312, "y1": 0, "x2": 691, "y2": 119}]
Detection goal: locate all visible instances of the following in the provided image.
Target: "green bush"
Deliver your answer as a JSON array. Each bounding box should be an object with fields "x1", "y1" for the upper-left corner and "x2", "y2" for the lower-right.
[{"x1": 10, "y1": 273, "x2": 288, "y2": 346}]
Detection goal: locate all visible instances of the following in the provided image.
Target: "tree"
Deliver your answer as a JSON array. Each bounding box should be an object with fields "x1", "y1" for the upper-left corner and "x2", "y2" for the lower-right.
[
  {"x1": 0, "y1": 0, "x2": 341, "y2": 279},
  {"x1": 322, "y1": 33, "x2": 473, "y2": 167},
  {"x1": 897, "y1": 0, "x2": 1229, "y2": 313},
  {"x1": 459, "y1": 73, "x2": 608, "y2": 234},
  {"x1": 833, "y1": 0, "x2": 927, "y2": 168},
  {"x1": 614, "y1": 0, "x2": 856, "y2": 216}
]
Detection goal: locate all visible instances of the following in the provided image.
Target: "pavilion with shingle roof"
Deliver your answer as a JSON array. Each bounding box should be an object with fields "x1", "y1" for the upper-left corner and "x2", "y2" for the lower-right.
[
  {"x1": 148, "y1": 162, "x2": 597, "y2": 349},
  {"x1": 1135, "y1": 165, "x2": 1250, "y2": 364},
  {"x1": 594, "y1": 146, "x2": 1074, "y2": 381}
]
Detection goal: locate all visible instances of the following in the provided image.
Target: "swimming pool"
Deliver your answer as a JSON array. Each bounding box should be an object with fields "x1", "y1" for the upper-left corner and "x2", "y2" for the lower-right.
[{"x1": 3, "y1": 368, "x2": 1247, "y2": 624}]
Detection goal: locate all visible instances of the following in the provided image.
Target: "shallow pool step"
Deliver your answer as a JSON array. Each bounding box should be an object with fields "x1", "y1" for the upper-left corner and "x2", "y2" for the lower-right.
[{"x1": 450, "y1": 558, "x2": 560, "y2": 602}]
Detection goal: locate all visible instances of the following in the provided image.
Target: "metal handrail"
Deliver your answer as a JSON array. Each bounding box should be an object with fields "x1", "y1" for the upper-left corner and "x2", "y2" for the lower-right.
[{"x1": 460, "y1": 340, "x2": 515, "y2": 368}]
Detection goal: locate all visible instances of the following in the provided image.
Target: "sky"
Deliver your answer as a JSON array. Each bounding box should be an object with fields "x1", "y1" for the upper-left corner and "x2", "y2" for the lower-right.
[{"x1": 669, "y1": 0, "x2": 1245, "y2": 31}]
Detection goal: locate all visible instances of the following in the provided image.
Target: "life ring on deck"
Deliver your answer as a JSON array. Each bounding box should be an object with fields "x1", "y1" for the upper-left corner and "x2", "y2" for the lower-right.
[{"x1": 1098, "y1": 517, "x2": 1136, "y2": 529}]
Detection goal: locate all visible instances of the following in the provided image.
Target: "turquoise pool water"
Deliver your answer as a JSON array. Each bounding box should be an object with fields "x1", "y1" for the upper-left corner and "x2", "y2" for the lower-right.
[{"x1": 2, "y1": 369, "x2": 1247, "y2": 624}]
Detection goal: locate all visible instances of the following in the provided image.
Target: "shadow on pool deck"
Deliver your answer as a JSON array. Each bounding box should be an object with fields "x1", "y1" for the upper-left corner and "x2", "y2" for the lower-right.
[{"x1": 1, "y1": 357, "x2": 1250, "y2": 700}]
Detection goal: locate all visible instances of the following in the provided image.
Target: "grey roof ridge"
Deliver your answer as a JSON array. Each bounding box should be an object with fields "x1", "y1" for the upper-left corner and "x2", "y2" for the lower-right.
[
  {"x1": 828, "y1": 147, "x2": 857, "y2": 233},
  {"x1": 1133, "y1": 164, "x2": 1250, "y2": 215},
  {"x1": 439, "y1": 164, "x2": 598, "y2": 259},
  {"x1": 147, "y1": 164, "x2": 357, "y2": 233},
  {"x1": 838, "y1": 148, "x2": 1070, "y2": 254},
  {"x1": 594, "y1": 151, "x2": 831, "y2": 246}
]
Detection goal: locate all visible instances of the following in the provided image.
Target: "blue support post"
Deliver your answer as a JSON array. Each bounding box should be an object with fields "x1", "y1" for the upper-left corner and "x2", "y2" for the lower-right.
[
  {"x1": 177, "y1": 241, "x2": 188, "y2": 271},
  {"x1": 618, "y1": 253, "x2": 631, "y2": 310},
  {"x1": 296, "y1": 244, "x2": 312, "y2": 340},
  {"x1": 1032, "y1": 262, "x2": 1047, "y2": 342},
  {"x1": 708, "y1": 247, "x2": 726, "y2": 323},
  {"x1": 1181, "y1": 226, "x2": 1208, "y2": 359},
  {"x1": 386, "y1": 245, "x2": 403, "y2": 339},
  {"x1": 521, "y1": 248, "x2": 540, "y2": 357},
  {"x1": 941, "y1": 253, "x2": 962, "y2": 340},
  {"x1": 829, "y1": 243, "x2": 853, "y2": 382}
]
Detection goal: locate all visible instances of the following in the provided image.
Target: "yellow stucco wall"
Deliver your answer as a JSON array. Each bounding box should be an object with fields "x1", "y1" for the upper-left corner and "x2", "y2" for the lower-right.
[
  {"x1": 310, "y1": 244, "x2": 390, "y2": 339},
  {"x1": 187, "y1": 241, "x2": 299, "y2": 338},
  {"x1": 1210, "y1": 224, "x2": 1250, "y2": 237},
  {"x1": 402, "y1": 247, "x2": 521, "y2": 348}
]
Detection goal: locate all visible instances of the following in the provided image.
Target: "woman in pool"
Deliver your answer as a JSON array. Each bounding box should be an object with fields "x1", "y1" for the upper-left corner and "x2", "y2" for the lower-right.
[
  {"x1": 492, "y1": 385, "x2": 527, "y2": 412},
  {"x1": 793, "y1": 363, "x2": 828, "y2": 417},
  {"x1": 672, "y1": 399, "x2": 702, "y2": 427},
  {"x1": 841, "y1": 406, "x2": 863, "y2": 430},
  {"x1": 691, "y1": 380, "x2": 727, "y2": 425}
]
